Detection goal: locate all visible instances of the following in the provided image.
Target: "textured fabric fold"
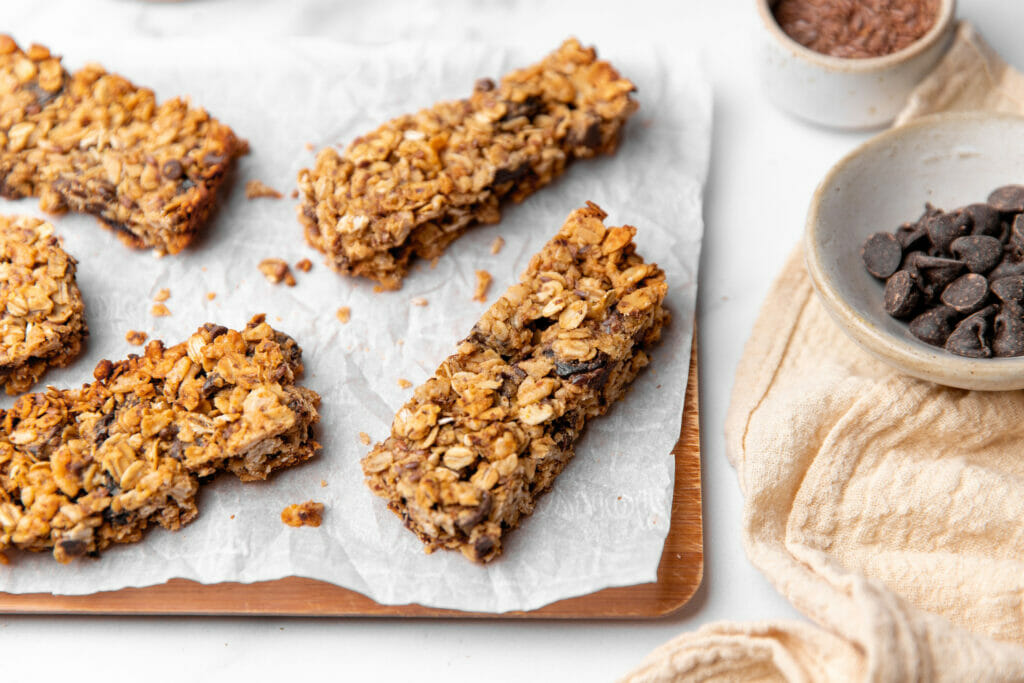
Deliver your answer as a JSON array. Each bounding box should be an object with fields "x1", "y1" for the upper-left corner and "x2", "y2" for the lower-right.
[{"x1": 626, "y1": 23, "x2": 1024, "y2": 683}]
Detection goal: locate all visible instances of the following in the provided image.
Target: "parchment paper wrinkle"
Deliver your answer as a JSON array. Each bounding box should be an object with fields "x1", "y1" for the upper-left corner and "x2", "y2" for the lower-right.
[
  {"x1": 0, "y1": 37, "x2": 711, "y2": 613},
  {"x1": 624, "y1": 23, "x2": 1024, "y2": 682}
]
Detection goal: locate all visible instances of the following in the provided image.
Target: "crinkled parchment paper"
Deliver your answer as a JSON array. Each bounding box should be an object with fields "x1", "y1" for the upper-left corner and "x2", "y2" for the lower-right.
[{"x1": 0, "y1": 36, "x2": 710, "y2": 612}]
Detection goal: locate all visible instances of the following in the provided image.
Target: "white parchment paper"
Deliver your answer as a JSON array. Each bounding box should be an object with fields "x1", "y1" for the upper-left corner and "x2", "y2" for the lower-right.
[{"x1": 0, "y1": 36, "x2": 710, "y2": 612}]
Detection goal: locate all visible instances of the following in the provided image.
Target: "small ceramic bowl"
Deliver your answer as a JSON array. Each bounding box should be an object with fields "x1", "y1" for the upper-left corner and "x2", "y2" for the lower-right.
[
  {"x1": 805, "y1": 112, "x2": 1024, "y2": 391},
  {"x1": 756, "y1": 0, "x2": 957, "y2": 129}
]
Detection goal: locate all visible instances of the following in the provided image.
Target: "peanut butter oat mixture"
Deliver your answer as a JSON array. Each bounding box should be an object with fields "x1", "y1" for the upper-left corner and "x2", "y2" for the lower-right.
[
  {"x1": 0, "y1": 215, "x2": 86, "y2": 395},
  {"x1": 298, "y1": 38, "x2": 637, "y2": 289},
  {"x1": 362, "y1": 203, "x2": 668, "y2": 562},
  {"x1": 0, "y1": 316, "x2": 320, "y2": 563},
  {"x1": 0, "y1": 36, "x2": 244, "y2": 255}
]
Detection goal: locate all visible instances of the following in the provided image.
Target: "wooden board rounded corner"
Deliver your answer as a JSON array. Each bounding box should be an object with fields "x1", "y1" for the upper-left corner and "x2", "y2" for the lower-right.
[{"x1": 0, "y1": 341, "x2": 702, "y2": 618}]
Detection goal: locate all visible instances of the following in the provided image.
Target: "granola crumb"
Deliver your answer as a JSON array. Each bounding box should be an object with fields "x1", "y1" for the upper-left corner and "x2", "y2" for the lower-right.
[
  {"x1": 295, "y1": 258, "x2": 312, "y2": 272},
  {"x1": 151, "y1": 303, "x2": 171, "y2": 317},
  {"x1": 154, "y1": 288, "x2": 170, "y2": 303},
  {"x1": 206, "y1": 292, "x2": 216, "y2": 301},
  {"x1": 397, "y1": 378, "x2": 413, "y2": 389},
  {"x1": 336, "y1": 306, "x2": 351, "y2": 324},
  {"x1": 473, "y1": 269, "x2": 492, "y2": 302},
  {"x1": 125, "y1": 330, "x2": 148, "y2": 346},
  {"x1": 230, "y1": 514, "x2": 235, "y2": 520},
  {"x1": 373, "y1": 285, "x2": 384, "y2": 293},
  {"x1": 290, "y1": 189, "x2": 299, "y2": 199},
  {"x1": 320, "y1": 479, "x2": 327, "y2": 488},
  {"x1": 411, "y1": 297, "x2": 428, "y2": 307},
  {"x1": 245, "y1": 179, "x2": 283, "y2": 200},
  {"x1": 490, "y1": 236, "x2": 505, "y2": 255},
  {"x1": 259, "y1": 258, "x2": 296, "y2": 286},
  {"x1": 358, "y1": 432, "x2": 371, "y2": 445},
  {"x1": 304, "y1": 142, "x2": 315, "y2": 151},
  {"x1": 281, "y1": 501, "x2": 324, "y2": 528}
]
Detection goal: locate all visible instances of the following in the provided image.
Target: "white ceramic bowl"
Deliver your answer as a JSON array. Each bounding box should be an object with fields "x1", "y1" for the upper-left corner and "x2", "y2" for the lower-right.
[
  {"x1": 805, "y1": 112, "x2": 1024, "y2": 391},
  {"x1": 756, "y1": 0, "x2": 956, "y2": 130}
]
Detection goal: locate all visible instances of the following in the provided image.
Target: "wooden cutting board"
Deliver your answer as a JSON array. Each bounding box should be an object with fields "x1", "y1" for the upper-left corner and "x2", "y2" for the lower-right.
[{"x1": 0, "y1": 344, "x2": 702, "y2": 618}]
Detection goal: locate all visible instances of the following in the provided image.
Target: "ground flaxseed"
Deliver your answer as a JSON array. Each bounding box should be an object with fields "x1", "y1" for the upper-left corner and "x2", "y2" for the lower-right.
[{"x1": 773, "y1": 0, "x2": 939, "y2": 59}]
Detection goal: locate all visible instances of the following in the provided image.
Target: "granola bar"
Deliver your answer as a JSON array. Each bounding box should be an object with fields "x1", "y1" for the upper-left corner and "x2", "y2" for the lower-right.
[
  {"x1": 0, "y1": 215, "x2": 86, "y2": 395},
  {"x1": 0, "y1": 36, "x2": 244, "y2": 255},
  {"x1": 299, "y1": 38, "x2": 637, "y2": 289},
  {"x1": 0, "y1": 315, "x2": 320, "y2": 563},
  {"x1": 362, "y1": 203, "x2": 668, "y2": 562}
]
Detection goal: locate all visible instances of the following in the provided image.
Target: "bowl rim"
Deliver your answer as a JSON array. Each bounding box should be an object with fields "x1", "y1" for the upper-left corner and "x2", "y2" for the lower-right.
[
  {"x1": 804, "y1": 111, "x2": 1024, "y2": 391},
  {"x1": 756, "y1": 0, "x2": 957, "y2": 74}
]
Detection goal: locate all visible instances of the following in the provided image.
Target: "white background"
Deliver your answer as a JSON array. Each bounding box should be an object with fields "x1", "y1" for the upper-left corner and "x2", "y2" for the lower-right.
[{"x1": 2, "y1": 0, "x2": 1022, "y2": 680}]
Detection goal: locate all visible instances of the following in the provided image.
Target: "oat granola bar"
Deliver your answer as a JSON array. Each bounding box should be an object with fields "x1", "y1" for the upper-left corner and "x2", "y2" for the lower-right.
[
  {"x1": 0, "y1": 36, "x2": 244, "y2": 255},
  {"x1": 299, "y1": 39, "x2": 637, "y2": 289},
  {"x1": 0, "y1": 215, "x2": 86, "y2": 395},
  {"x1": 362, "y1": 203, "x2": 668, "y2": 562},
  {"x1": 0, "y1": 315, "x2": 320, "y2": 563}
]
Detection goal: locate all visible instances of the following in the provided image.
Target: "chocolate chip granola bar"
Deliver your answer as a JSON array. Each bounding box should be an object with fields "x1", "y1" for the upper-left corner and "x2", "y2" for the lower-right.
[
  {"x1": 362, "y1": 203, "x2": 668, "y2": 562},
  {"x1": 0, "y1": 315, "x2": 320, "y2": 563},
  {"x1": 0, "y1": 215, "x2": 86, "y2": 395},
  {"x1": 0, "y1": 36, "x2": 244, "y2": 255},
  {"x1": 299, "y1": 38, "x2": 637, "y2": 289}
]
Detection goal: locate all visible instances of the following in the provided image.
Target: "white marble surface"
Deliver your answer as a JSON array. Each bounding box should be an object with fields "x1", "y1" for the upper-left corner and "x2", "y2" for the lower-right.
[{"x1": 2, "y1": 1, "x2": 1022, "y2": 680}]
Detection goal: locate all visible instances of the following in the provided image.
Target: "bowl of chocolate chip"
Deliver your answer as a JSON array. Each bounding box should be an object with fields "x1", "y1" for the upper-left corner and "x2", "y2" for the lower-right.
[
  {"x1": 806, "y1": 112, "x2": 1024, "y2": 390},
  {"x1": 757, "y1": 0, "x2": 956, "y2": 129}
]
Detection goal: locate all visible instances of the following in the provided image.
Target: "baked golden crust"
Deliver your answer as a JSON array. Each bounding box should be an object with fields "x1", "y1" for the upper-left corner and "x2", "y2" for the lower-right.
[
  {"x1": 0, "y1": 36, "x2": 244, "y2": 255},
  {"x1": 362, "y1": 203, "x2": 668, "y2": 562},
  {"x1": 0, "y1": 316, "x2": 320, "y2": 563},
  {"x1": 299, "y1": 38, "x2": 637, "y2": 289},
  {"x1": 0, "y1": 215, "x2": 86, "y2": 395}
]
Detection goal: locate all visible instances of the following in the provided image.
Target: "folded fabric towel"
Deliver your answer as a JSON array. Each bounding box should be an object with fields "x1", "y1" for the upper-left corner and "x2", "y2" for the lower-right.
[{"x1": 626, "y1": 23, "x2": 1024, "y2": 683}]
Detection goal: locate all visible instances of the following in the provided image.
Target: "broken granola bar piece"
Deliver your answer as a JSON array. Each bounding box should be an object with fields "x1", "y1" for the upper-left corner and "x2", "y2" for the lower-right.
[
  {"x1": 0, "y1": 315, "x2": 320, "y2": 563},
  {"x1": 362, "y1": 203, "x2": 668, "y2": 562},
  {"x1": 0, "y1": 215, "x2": 86, "y2": 394},
  {"x1": 299, "y1": 38, "x2": 637, "y2": 289},
  {"x1": 0, "y1": 36, "x2": 244, "y2": 255},
  {"x1": 281, "y1": 501, "x2": 324, "y2": 528}
]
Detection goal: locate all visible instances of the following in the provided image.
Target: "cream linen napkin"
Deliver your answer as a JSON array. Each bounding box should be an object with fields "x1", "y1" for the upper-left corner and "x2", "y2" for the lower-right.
[{"x1": 625, "y1": 23, "x2": 1024, "y2": 683}]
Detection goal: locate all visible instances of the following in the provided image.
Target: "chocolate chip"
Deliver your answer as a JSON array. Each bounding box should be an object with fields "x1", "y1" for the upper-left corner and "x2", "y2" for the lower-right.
[
  {"x1": 991, "y1": 275, "x2": 1024, "y2": 306},
  {"x1": 474, "y1": 78, "x2": 496, "y2": 92},
  {"x1": 989, "y1": 256, "x2": 1024, "y2": 282},
  {"x1": 55, "y1": 539, "x2": 87, "y2": 558},
  {"x1": 457, "y1": 491, "x2": 493, "y2": 536},
  {"x1": 994, "y1": 306, "x2": 1024, "y2": 357},
  {"x1": 1009, "y1": 215, "x2": 1024, "y2": 260},
  {"x1": 861, "y1": 232, "x2": 903, "y2": 279},
  {"x1": 161, "y1": 159, "x2": 184, "y2": 180},
  {"x1": 949, "y1": 235, "x2": 1002, "y2": 274},
  {"x1": 568, "y1": 118, "x2": 603, "y2": 150},
  {"x1": 987, "y1": 185, "x2": 1024, "y2": 213},
  {"x1": 202, "y1": 323, "x2": 229, "y2": 339},
  {"x1": 492, "y1": 164, "x2": 529, "y2": 186},
  {"x1": 501, "y1": 95, "x2": 543, "y2": 121},
  {"x1": 963, "y1": 203, "x2": 1002, "y2": 237},
  {"x1": 944, "y1": 305, "x2": 997, "y2": 358},
  {"x1": 926, "y1": 212, "x2": 971, "y2": 253},
  {"x1": 906, "y1": 253, "x2": 965, "y2": 289},
  {"x1": 895, "y1": 224, "x2": 929, "y2": 250},
  {"x1": 884, "y1": 270, "x2": 921, "y2": 318},
  {"x1": 909, "y1": 305, "x2": 960, "y2": 346},
  {"x1": 940, "y1": 273, "x2": 989, "y2": 314},
  {"x1": 555, "y1": 356, "x2": 606, "y2": 378},
  {"x1": 473, "y1": 535, "x2": 496, "y2": 560}
]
